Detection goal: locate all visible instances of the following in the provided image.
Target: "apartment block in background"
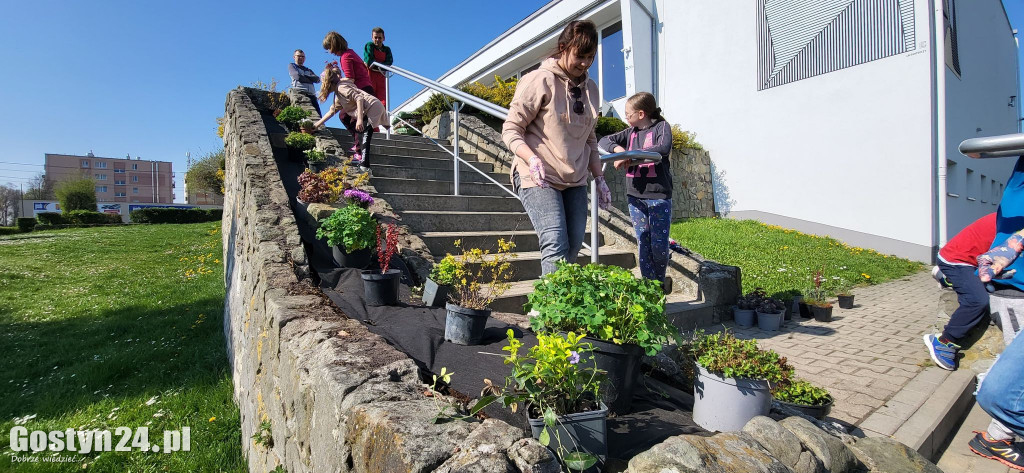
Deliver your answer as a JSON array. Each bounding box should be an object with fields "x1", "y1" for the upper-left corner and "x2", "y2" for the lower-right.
[{"x1": 44, "y1": 152, "x2": 174, "y2": 204}]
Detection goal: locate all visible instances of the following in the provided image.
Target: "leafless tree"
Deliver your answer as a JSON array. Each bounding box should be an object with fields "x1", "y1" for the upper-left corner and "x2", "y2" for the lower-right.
[
  {"x1": 0, "y1": 185, "x2": 21, "y2": 226},
  {"x1": 22, "y1": 173, "x2": 55, "y2": 200}
]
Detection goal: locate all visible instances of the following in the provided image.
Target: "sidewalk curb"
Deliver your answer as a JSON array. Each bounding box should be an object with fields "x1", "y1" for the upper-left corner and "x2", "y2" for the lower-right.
[{"x1": 891, "y1": 369, "x2": 976, "y2": 461}]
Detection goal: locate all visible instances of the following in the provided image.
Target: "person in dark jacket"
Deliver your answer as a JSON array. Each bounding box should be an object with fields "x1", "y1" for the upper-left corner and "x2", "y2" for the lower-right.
[
  {"x1": 288, "y1": 49, "x2": 321, "y2": 115},
  {"x1": 598, "y1": 92, "x2": 674, "y2": 293}
]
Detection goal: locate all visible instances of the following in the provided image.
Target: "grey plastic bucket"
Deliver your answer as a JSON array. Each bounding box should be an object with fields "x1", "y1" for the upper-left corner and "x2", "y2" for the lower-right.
[
  {"x1": 692, "y1": 364, "x2": 771, "y2": 432},
  {"x1": 733, "y1": 308, "x2": 756, "y2": 327},
  {"x1": 756, "y1": 311, "x2": 783, "y2": 331}
]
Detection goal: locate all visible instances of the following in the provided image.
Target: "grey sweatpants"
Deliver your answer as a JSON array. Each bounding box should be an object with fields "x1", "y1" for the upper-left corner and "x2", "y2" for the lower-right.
[
  {"x1": 984, "y1": 290, "x2": 1024, "y2": 440},
  {"x1": 514, "y1": 172, "x2": 589, "y2": 276}
]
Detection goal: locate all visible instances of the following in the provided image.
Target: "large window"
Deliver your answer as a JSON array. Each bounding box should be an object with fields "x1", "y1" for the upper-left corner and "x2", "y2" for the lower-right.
[
  {"x1": 601, "y1": 22, "x2": 626, "y2": 101},
  {"x1": 943, "y1": 0, "x2": 961, "y2": 76}
]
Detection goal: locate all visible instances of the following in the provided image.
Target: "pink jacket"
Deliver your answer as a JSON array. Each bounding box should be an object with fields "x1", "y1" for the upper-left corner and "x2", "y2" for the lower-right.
[
  {"x1": 339, "y1": 49, "x2": 373, "y2": 91},
  {"x1": 502, "y1": 57, "x2": 600, "y2": 190}
]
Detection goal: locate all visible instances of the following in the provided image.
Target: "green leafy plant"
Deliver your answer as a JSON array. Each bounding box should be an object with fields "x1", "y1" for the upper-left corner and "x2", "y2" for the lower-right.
[
  {"x1": 449, "y1": 238, "x2": 517, "y2": 310},
  {"x1": 772, "y1": 379, "x2": 832, "y2": 406},
  {"x1": 671, "y1": 124, "x2": 703, "y2": 151},
  {"x1": 595, "y1": 116, "x2": 628, "y2": 136},
  {"x1": 304, "y1": 149, "x2": 326, "y2": 163},
  {"x1": 805, "y1": 268, "x2": 833, "y2": 308},
  {"x1": 736, "y1": 288, "x2": 767, "y2": 310},
  {"x1": 315, "y1": 204, "x2": 376, "y2": 251},
  {"x1": 429, "y1": 254, "x2": 463, "y2": 286},
  {"x1": 55, "y1": 178, "x2": 98, "y2": 212},
  {"x1": 472, "y1": 330, "x2": 604, "y2": 472},
  {"x1": 427, "y1": 367, "x2": 475, "y2": 424},
  {"x1": 284, "y1": 131, "x2": 316, "y2": 151},
  {"x1": 16, "y1": 218, "x2": 36, "y2": 233},
  {"x1": 756, "y1": 296, "x2": 785, "y2": 314},
  {"x1": 275, "y1": 106, "x2": 310, "y2": 131},
  {"x1": 527, "y1": 261, "x2": 680, "y2": 356},
  {"x1": 691, "y1": 330, "x2": 793, "y2": 383},
  {"x1": 299, "y1": 119, "x2": 315, "y2": 132},
  {"x1": 251, "y1": 420, "x2": 273, "y2": 447}
]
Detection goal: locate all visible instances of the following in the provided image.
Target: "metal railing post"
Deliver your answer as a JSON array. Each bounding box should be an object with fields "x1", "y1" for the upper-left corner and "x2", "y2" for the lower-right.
[
  {"x1": 452, "y1": 102, "x2": 462, "y2": 196},
  {"x1": 385, "y1": 72, "x2": 391, "y2": 140},
  {"x1": 591, "y1": 179, "x2": 599, "y2": 263}
]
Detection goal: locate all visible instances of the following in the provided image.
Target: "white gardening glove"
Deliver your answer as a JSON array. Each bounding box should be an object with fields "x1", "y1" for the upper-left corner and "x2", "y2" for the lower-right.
[
  {"x1": 528, "y1": 155, "x2": 548, "y2": 188},
  {"x1": 596, "y1": 176, "x2": 611, "y2": 210}
]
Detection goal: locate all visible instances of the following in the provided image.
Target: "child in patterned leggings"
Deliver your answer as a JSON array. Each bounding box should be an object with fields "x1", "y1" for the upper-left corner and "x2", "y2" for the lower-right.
[{"x1": 598, "y1": 92, "x2": 674, "y2": 293}]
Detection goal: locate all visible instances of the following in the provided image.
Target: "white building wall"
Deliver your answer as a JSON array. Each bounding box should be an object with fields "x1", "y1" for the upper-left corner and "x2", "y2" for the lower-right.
[
  {"x1": 660, "y1": 0, "x2": 934, "y2": 255},
  {"x1": 942, "y1": 0, "x2": 1019, "y2": 235}
]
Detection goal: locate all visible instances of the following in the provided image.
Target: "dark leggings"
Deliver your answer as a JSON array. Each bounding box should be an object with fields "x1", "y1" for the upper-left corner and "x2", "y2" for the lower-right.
[{"x1": 939, "y1": 261, "x2": 990, "y2": 342}]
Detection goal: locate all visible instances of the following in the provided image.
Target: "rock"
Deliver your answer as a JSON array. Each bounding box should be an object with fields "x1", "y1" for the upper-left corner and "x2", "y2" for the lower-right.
[
  {"x1": 627, "y1": 432, "x2": 792, "y2": 472},
  {"x1": 508, "y1": 438, "x2": 561, "y2": 473},
  {"x1": 779, "y1": 416, "x2": 860, "y2": 473},
  {"x1": 743, "y1": 416, "x2": 824, "y2": 473},
  {"x1": 434, "y1": 419, "x2": 525, "y2": 473},
  {"x1": 848, "y1": 437, "x2": 943, "y2": 473}
]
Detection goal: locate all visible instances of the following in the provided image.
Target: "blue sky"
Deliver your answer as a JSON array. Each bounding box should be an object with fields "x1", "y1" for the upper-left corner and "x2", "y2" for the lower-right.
[{"x1": 0, "y1": 0, "x2": 1021, "y2": 202}]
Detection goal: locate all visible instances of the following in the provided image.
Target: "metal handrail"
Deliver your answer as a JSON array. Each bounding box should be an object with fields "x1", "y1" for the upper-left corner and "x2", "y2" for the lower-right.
[
  {"x1": 376, "y1": 63, "x2": 509, "y2": 121},
  {"x1": 959, "y1": 133, "x2": 1024, "y2": 159},
  {"x1": 588, "y1": 150, "x2": 662, "y2": 262}
]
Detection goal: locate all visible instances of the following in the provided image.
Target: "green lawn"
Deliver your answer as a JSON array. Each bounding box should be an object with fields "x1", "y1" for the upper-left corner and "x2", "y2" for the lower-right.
[
  {"x1": 0, "y1": 223, "x2": 244, "y2": 472},
  {"x1": 671, "y1": 218, "x2": 925, "y2": 296}
]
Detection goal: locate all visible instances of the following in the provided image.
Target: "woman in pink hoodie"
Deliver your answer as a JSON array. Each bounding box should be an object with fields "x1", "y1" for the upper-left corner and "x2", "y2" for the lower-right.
[{"x1": 502, "y1": 20, "x2": 610, "y2": 275}]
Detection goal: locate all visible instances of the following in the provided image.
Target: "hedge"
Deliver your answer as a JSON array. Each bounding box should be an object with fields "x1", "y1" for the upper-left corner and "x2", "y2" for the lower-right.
[
  {"x1": 16, "y1": 218, "x2": 36, "y2": 232},
  {"x1": 130, "y1": 207, "x2": 222, "y2": 224},
  {"x1": 0, "y1": 227, "x2": 20, "y2": 236},
  {"x1": 37, "y1": 212, "x2": 63, "y2": 225}
]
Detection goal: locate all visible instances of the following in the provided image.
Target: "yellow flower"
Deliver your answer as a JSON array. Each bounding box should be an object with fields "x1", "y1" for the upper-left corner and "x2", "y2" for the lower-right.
[
  {"x1": 209, "y1": 417, "x2": 216, "y2": 422},
  {"x1": 861, "y1": 273, "x2": 871, "y2": 279}
]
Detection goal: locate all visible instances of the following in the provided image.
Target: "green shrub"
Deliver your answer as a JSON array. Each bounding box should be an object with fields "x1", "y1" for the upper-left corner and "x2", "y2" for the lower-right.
[
  {"x1": 461, "y1": 75, "x2": 517, "y2": 109},
  {"x1": 55, "y1": 178, "x2": 98, "y2": 212},
  {"x1": 276, "y1": 106, "x2": 311, "y2": 132},
  {"x1": 16, "y1": 218, "x2": 36, "y2": 232},
  {"x1": 0, "y1": 227, "x2": 20, "y2": 236},
  {"x1": 527, "y1": 261, "x2": 680, "y2": 356},
  {"x1": 304, "y1": 149, "x2": 326, "y2": 163},
  {"x1": 316, "y1": 204, "x2": 376, "y2": 251},
  {"x1": 130, "y1": 207, "x2": 220, "y2": 224},
  {"x1": 595, "y1": 116, "x2": 628, "y2": 136},
  {"x1": 37, "y1": 212, "x2": 64, "y2": 225},
  {"x1": 692, "y1": 331, "x2": 793, "y2": 383},
  {"x1": 64, "y1": 210, "x2": 113, "y2": 225},
  {"x1": 671, "y1": 125, "x2": 703, "y2": 151},
  {"x1": 285, "y1": 132, "x2": 316, "y2": 151},
  {"x1": 415, "y1": 93, "x2": 455, "y2": 125},
  {"x1": 429, "y1": 254, "x2": 462, "y2": 285}
]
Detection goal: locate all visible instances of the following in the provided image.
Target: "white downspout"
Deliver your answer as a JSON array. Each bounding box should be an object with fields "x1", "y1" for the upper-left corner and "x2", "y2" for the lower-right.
[{"x1": 932, "y1": 0, "x2": 948, "y2": 249}]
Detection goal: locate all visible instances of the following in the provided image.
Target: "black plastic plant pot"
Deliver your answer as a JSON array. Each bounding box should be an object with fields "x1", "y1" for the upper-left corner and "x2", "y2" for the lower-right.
[
  {"x1": 361, "y1": 269, "x2": 401, "y2": 306},
  {"x1": 287, "y1": 147, "x2": 306, "y2": 162},
  {"x1": 528, "y1": 403, "x2": 608, "y2": 466},
  {"x1": 837, "y1": 295, "x2": 855, "y2": 309},
  {"x1": 777, "y1": 399, "x2": 833, "y2": 420},
  {"x1": 583, "y1": 338, "x2": 644, "y2": 415},
  {"x1": 810, "y1": 305, "x2": 833, "y2": 322},
  {"x1": 332, "y1": 246, "x2": 371, "y2": 269},
  {"x1": 421, "y1": 278, "x2": 450, "y2": 307},
  {"x1": 798, "y1": 302, "x2": 813, "y2": 318},
  {"x1": 308, "y1": 161, "x2": 327, "y2": 173},
  {"x1": 444, "y1": 303, "x2": 490, "y2": 345}
]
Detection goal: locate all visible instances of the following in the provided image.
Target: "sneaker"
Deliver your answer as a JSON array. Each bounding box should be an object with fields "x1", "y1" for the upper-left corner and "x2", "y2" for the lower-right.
[
  {"x1": 923, "y1": 333, "x2": 960, "y2": 371},
  {"x1": 932, "y1": 265, "x2": 953, "y2": 289},
  {"x1": 349, "y1": 153, "x2": 363, "y2": 165},
  {"x1": 969, "y1": 431, "x2": 1024, "y2": 470},
  {"x1": 662, "y1": 276, "x2": 674, "y2": 295}
]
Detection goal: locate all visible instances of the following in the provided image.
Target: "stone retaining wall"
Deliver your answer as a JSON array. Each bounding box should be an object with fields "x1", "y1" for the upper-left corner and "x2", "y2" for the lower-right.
[{"x1": 221, "y1": 88, "x2": 940, "y2": 472}]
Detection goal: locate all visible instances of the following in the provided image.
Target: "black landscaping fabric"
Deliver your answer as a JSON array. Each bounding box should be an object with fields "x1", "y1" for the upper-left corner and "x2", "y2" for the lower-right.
[{"x1": 269, "y1": 117, "x2": 709, "y2": 464}]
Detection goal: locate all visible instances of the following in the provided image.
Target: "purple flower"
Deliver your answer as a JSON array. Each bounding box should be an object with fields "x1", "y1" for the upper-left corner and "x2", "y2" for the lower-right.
[
  {"x1": 567, "y1": 351, "x2": 580, "y2": 365},
  {"x1": 344, "y1": 189, "x2": 374, "y2": 204}
]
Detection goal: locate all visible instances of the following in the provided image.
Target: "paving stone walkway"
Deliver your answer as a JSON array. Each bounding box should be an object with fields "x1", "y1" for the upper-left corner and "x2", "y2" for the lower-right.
[{"x1": 722, "y1": 269, "x2": 942, "y2": 426}]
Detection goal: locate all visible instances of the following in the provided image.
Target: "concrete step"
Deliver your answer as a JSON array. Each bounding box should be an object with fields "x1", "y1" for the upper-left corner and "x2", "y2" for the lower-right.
[
  {"x1": 330, "y1": 129, "x2": 455, "y2": 153},
  {"x1": 372, "y1": 177, "x2": 514, "y2": 197},
  {"x1": 467, "y1": 247, "x2": 636, "y2": 284},
  {"x1": 383, "y1": 194, "x2": 522, "y2": 212},
  {"x1": 399, "y1": 210, "x2": 532, "y2": 233},
  {"x1": 419, "y1": 230, "x2": 604, "y2": 255},
  {"x1": 329, "y1": 127, "x2": 450, "y2": 145},
  {"x1": 372, "y1": 155, "x2": 495, "y2": 173},
  {"x1": 371, "y1": 164, "x2": 509, "y2": 184},
  {"x1": 357, "y1": 143, "x2": 475, "y2": 160}
]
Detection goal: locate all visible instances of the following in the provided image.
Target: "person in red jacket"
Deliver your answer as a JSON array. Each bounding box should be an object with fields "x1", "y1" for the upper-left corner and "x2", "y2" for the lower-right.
[
  {"x1": 323, "y1": 31, "x2": 375, "y2": 157},
  {"x1": 924, "y1": 213, "x2": 997, "y2": 370}
]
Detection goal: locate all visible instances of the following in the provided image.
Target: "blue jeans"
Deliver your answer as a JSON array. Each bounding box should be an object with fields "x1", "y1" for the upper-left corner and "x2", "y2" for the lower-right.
[
  {"x1": 939, "y1": 261, "x2": 990, "y2": 342},
  {"x1": 515, "y1": 172, "x2": 588, "y2": 275},
  {"x1": 977, "y1": 326, "x2": 1024, "y2": 436},
  {"x1": 628, "y1": 196, "x2": 672, "y2": 282}
]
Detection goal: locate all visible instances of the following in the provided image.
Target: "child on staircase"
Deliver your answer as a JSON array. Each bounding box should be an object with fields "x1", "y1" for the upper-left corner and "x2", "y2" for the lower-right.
[
  {"x1": 598, "y1": 92, "x2": 675, "y2": 294},
  {"x1": 313, "y1": 63, "x2": 388, "y2": 170}
]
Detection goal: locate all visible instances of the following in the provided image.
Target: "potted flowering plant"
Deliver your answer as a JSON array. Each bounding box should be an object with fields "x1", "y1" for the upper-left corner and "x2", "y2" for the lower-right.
[
  {"x1": 315, "y1": 204, "x2": 376, "y2": 269},
  {"x1": 805, "y1": 269, "x2": 833, "y2": 322},
  {"x1": 444, "y1": 239, "x2": 517, "y2": 345},
  {"x1": 423, "y1": 254, "x2": 460, "y2": 307},
  {"x1": 526, "y1": 261, "x2": 681, "y2": 414},
  {"x1": 343, "y1": 188, "x2": 374, "y2": 208},
  {"x1": 755, "y1": 296, "x2": 786, "y2": 331},
  {"x1": 836, "y1": 280, "x2": 855, "y2": 309},
  {"x1": 691, "y1": 330, "x2": 794, "y2": 432},
  {"x1": 299, "y1": 119, "x2": 316, "y2": 134},
  {"x1": 361, "y1": 223, "x2": 401, "y2": 305},
  {"x1": 772, "y1": 379, "x2": 834, "y2": 420},
  {"x1": 275, "y1": 105, "x2": 311, "y2": 132},
  {"x1": 304, "y1": 149, "x2": 327, "y2": 172},
  {"x1": 474, "y1": 330, "x2": 607, "y2": 472},
  {"x1": 734, "y1": 288, "x2": 766, "y2": 327}
]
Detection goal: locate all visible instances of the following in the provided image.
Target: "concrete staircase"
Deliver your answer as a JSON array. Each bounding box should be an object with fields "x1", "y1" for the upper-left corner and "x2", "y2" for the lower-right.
[{"x1": 330, "y1": 128, "x2": 714, "y2": 324}]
